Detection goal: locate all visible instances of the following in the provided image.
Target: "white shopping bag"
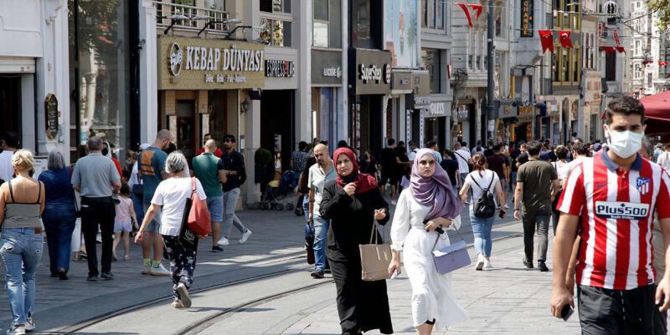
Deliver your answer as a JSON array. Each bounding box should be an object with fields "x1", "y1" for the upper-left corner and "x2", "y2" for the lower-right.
[{"x1": 71, "y1": 218, "x2": 82, "y2": 252}]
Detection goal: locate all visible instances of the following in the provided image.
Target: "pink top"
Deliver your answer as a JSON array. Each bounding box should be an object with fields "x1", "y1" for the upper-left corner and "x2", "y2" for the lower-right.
[{"x1": 115, "y1": 196, "x2": 134, "y2": 223}]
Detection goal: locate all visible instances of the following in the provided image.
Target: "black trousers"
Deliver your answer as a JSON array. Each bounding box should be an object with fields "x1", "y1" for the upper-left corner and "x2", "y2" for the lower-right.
[
  {"x1": 81, "y1": 196, "x2": 116, "y2": 277},
  {"x1": 578, "y1": 284, "x2": 667, "y2": 335}
]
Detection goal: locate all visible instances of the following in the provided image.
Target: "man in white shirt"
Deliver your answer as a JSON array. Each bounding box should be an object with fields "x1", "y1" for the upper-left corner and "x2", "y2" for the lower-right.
[
  {"x1": 307, "y1": 143, "x2": 336, "y2": 279},
  {"x1": 0, "y1": 131, "x2": 19, "y2": 183},
  {"x1": 656, "y1": 143, "x2": 670, "y2": 171},
  {"x1": 453, "y1": 141, "x2": 472, "y2": 182}
]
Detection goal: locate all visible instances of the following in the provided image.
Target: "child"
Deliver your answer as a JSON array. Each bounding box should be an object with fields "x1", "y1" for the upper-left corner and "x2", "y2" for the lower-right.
[{"x1": 113, "y1": 183, "x2": 137, "y2": 261}]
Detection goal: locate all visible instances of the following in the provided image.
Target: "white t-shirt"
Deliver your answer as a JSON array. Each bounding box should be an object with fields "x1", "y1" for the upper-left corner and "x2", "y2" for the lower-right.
[
  {"x1": 151, "y1": 177, "x2": 207, "y2": 236},
  {"x1": 657, "y1": 152, "x2": 670, "y2": 171},
  {"x1": 0, "y1": 150, "x2": 14, "y2": 182},
  {"x1": 464, "y1": 169, "x2": 499, "y2": 211},
  {"x1": 553, "y1": 160, "x2": 570, "y2": 182},
  {"x1": 454, "y1": 149, "x2": 471, "y2": 174}
]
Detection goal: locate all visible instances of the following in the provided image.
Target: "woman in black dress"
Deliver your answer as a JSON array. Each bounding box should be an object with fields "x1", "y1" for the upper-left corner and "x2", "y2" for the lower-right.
[{"x1": 320, "y1": 147, "x2": 393, "y2": 335}]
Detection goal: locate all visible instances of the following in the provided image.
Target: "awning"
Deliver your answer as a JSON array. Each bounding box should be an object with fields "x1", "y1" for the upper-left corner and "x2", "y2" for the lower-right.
[{"x1": 640, "y1": 91, "x2": 670, "y2": 137}]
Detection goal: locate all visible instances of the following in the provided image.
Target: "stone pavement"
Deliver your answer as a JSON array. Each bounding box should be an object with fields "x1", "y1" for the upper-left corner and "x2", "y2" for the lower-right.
[{"x1": 0, "y1": 196, "x2": 575, "y2": 334}]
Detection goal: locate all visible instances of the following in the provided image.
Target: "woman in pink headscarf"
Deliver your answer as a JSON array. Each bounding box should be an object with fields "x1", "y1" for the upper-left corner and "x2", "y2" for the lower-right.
[
  {"x1": 388, "y1": 148, "x2": 468, "y2": 335},
  {"x1": 320, "y1": 147, "x2": 393, "y2": 335}
]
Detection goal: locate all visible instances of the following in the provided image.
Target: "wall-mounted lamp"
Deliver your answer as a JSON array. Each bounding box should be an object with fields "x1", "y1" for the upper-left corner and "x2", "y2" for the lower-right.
[
  {"x1": 197, "y1": 18, "x2": 242, "y2": 37},
  {"x1": 240, "y1": 98, "x2": 250, "y2": 114}
]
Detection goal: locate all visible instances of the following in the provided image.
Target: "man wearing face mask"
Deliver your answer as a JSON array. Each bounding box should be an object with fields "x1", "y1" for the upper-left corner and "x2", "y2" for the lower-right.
[{"x1": 551, "y1": 96, "x2": 670, "y2": 334}]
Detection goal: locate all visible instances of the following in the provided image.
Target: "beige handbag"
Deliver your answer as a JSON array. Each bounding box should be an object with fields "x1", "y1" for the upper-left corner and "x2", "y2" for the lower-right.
[{"x1": 359, "y1": 220, "x2": 392, "y2": 281}]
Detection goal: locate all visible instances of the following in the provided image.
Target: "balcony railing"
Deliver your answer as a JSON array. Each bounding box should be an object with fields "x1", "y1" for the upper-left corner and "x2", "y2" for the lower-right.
[{"x1": 154, "y1": 1, "x2": 230, "y2": 35}]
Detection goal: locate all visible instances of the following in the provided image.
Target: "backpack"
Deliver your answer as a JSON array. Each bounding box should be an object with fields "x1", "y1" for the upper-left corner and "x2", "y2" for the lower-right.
[{"x1": 470, "y1": 171, "x2": 496, "y2": 218}]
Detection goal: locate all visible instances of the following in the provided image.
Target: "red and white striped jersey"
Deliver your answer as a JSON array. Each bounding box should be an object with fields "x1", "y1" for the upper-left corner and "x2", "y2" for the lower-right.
[{"x1": 558, "y1": 150, "x2": 670, "y2": 290}]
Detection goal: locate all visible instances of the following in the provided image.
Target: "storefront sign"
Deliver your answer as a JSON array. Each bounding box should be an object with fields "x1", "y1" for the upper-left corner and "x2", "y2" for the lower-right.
[
  {"x1": 392, "y1": 71, "x2": 413, "y2": 91},
  {"x1": 428, "y1": 102, "x2": 447, "y2": 117},
  {"x1": 312, "y1": 49, "x2": 343, "y2": 85},
  {"x1": 413, "y1": 95, "x2": 432, "y2": 109},
  {"x1": 351, "y1": 48, "x2": 392, "y2": 95},
  {"x1": 520, "y1": 0, "x2": 534, "y2": 37},
  {"x1": 158, "y1": 36, "x2": 265, "y2": 90},
  {"x1": 518, "y1": 105, "x2": 534, "y2": 122},
  {"x1": 265, "y1": 59, "x2": 295, "y2": 78},
  {"x1": 45, "y1": 94, "x2": 58, "y2": 140},
  {"x1": 413, "y1": 71, "x2": 430, "y2": 96},
  {"x1": 500, "y1": 105, "x2": 518, "y2": 118},
  {"x1": 322, "y1": 67, "x2": 342, "y2": 78}
]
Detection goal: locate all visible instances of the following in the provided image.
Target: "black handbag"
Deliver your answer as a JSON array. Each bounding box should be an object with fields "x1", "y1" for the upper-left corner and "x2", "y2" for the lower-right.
[{"x1": 178, "y1": 197, "x2": 198, "y2": 249}]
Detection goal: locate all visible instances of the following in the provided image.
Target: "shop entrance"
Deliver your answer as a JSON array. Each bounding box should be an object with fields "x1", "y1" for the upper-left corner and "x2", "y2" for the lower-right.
[
  {"x1": 0, "y1": 76, "x2": 21, "y2": 137},
  {"x1": 424, "y1": 117, "x2": 446, "y2": 150},
  {"x1": 261, "y1": 90, "x2": 294, "y2": 172},
  {"x1": 176, "y1": 100, "x2": 196, "y2": 161}
]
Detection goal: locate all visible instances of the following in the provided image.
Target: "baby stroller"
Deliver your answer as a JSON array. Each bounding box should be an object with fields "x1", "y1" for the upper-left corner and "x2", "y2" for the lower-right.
[{"x1": 259, "y1": 170, "x2": 298, "y2": 210}]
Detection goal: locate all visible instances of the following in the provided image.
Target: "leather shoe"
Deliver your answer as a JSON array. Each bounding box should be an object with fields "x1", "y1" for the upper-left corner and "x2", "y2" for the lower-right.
[
  {"x1": 538, "y1": 261, "x2": 550, "y2": 272},
  {"x1": 523, "y1": 258, "x2": 534, "y2": 269},
  {"x1": 310, "y1": 270, "x2": 324, "y2": 279}
]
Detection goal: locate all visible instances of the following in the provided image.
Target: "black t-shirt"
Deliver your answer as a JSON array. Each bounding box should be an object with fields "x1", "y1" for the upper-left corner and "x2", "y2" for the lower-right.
[
  {"x1": 440, "y1": 159, "x2": 459, "y2": 186},
  {"x1": 486, "y1": 153, "x2": 508, "y2": 180},
  {"x1": 380, "y1": 148, "x2": 398, "y2": 171}
]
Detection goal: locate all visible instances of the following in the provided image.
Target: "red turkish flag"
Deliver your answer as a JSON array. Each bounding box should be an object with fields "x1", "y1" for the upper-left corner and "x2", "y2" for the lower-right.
[
  {"x1": 457, "y1": 3, "x2": 483, "y2": 28},
  {"x1": 559, "y1": 30, "x2": 573, "y2": 48},
  {"x1": 599, "y1": 46, "x2": 615, "y2": 53},
  {"x1": 539, "y1": 30, "x2": 554, "y2": 53},
  {"x1": 660, "y1": 61, "x2": 668, "y2": 67},
  {"x1": 616, "y1": 46, "x2": 625, "y2": 53},
  {"x1": 468, "y1": 4, "x2": 484, "y2": 20}
]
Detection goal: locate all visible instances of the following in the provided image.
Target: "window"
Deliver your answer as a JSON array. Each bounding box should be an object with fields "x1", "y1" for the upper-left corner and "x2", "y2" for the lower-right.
[
  {"x1": 605, "y1": 52, "x2": 616, "y2": 81},
  {"x1": 422, "y1": 0, "x2": 445, "y2": 29},
  {"x1": 313, "y1": 0, "x2": 329, "y2": 47},
  {"x1": 171, "y1": 0, "x2": 197, "y2": 28},
  {"x1": 260, "y1": 18, "x2": 292, "y2": 47},
  {"x1": 260, "y1": 0, "x2": 291, "y2": 13},
  {"x1": 634, "y1": 63, "x2": 642, "y2": 79},
  {"x1": 635, "y1": 40, "x2": 641, "y2": 56},
  {"x1": 422, "y1": 48, "x2": 441, "y2": 93},
  {"x1": 648, "y1": 72, "x2": 653, "y2": 87}
]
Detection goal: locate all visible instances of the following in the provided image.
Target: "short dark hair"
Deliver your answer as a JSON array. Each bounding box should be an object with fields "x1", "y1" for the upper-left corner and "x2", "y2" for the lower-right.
[
  {"x1": 493, "y1": 144, "x2": 503, "y2": 152},
  {"x1": 337, "y1": 140, "x2": 349, "y2": 148},
  {"x1": 555, "y1": 145, "x2": 569, "y2": 160},
  {"x1": 572, "y1": 142, "x2": 590, "y2": 156},
  {"x1": 387, "y1": 138, "x2": 396, "y2": 146},
  {"x1": 605, "y1": 96, "x2": 646, "y2": 125},
  {"x1": 1, "y1": 131, "x2": 19, "y2": 148},
  {"x1": 223, "y1": 134, "x2": 236, "y2": 143},
  {"x1": 298, "y1": 141, "x2": 308, "y2": 151},
  {"x1": 426, "y1": 140, "x2": 437, "y2": 148},
  {"x1": 526, "y1": 140, "x2": 542, "y2": 156},
  {"x1": 461, "y1": 141, "x2": 468, "y2": 147}
]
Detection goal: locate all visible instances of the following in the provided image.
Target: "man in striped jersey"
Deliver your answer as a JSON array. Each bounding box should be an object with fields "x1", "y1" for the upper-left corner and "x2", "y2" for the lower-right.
[{"x1": 551, "y1": 96, "x2": 670, "y2": 334}]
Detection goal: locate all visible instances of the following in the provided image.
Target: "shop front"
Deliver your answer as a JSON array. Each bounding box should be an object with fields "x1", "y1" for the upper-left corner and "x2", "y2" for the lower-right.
[
  {"x1": 312, "y1": 49, "x2": 344, "y2": 148},
  {"x1": 516, "y1": 105, "x2": 534, "y2": 142},
  {"x1": 262, "y1": 49, "x2": 297, "y2": 173},
  {"x1": 497, "y1": 103, "x2": 518, "y2": 144},
  {"x1": 157, "y1": 36, "x2": 265, "y2": 162},
  {"x1": 452, "y1": 97, "x2": 476, "y2": 146},
  {"x1": 349, "y1": 48, "x2": 392, "y2": 155}
]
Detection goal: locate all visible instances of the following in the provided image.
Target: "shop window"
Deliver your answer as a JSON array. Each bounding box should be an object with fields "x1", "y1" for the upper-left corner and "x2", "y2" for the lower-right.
[
  {"x1": 69, "y1": 0, "x2": 130, "y2": 161},
  {"x1": 260, "y1": 0, "x2": 291, "y2": 14},
  {"x1": 422, "y1": 48, "x2": 441, "y2": 93},
  {"x1": 422, "y1": 0, "x2": 445, "y2": 29},
  {"x1": 313, "y1": 0, "x2": 329, "y2": 47},
  {"x1": 260, "y1": 18, "x2": 292, "y2": 47}
]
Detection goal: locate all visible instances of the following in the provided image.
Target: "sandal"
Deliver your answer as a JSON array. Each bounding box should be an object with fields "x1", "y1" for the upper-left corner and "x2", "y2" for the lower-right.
[{"x1": 124, "y1": 255, "x2": 131, "y2": 261}]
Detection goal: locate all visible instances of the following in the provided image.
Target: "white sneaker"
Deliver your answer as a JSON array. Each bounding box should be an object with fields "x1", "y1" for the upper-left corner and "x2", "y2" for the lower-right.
[
  {"x1": 150, "y1": 263, "x2": 171, "y2": 276},
  {"x1": 177, "y1": 283, "x2": 191, "y2": 308},
  {"x1": 217, "y1": 237, "x2": 230, "y2": 246},
  {"x1": 171, "y1": 298, "x2": 185, "y2": 309},
  {"x1": 141, "y1": 264, "x2": 152, "y2": 275},
  {"x1": 239, "y1": 230, "x2": 252, "y2": 244},
  {"x1": 483, "y1": 259, "x2": 493, "y2": 270},
  {"x1": 25, "y1": 316, "x2": 34, "y2": 332},
  {"x1": 475, "y1": 254, "x2": 484, "y2": 271},
  {"x1": 6, "y1": 324, "x2": 26, "y2": 335}
]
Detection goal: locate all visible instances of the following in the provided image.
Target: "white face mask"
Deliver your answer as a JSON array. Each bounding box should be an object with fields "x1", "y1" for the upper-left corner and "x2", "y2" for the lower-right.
[{"x1": 605, "y1": 127, "x2": 644, "y2": 159}]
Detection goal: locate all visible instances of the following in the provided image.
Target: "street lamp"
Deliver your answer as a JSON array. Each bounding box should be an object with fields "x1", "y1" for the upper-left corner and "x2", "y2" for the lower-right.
[
  {"x1": 197, "y1": 18, "x2": 242, "y2": 37},
  {"x1": 163, "y1": 14, "x2": 189, "y2": 35}
]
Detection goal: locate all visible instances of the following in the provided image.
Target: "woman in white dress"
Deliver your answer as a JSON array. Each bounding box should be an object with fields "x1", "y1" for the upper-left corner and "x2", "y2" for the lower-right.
[{"x1": 388, "y1": 149, "x2": 468, "y2": 335}]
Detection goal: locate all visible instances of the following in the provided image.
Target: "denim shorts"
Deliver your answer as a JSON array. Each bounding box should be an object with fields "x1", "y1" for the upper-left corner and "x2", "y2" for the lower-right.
[
  {"x1": 207, "y1": 196, "x2": 224, "y2": 222},
  {"x1": 142, "y1": 203, "x2": 161, "y2": 233}
]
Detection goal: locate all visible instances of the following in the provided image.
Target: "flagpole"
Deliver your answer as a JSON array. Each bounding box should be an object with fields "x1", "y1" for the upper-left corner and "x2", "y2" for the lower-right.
[{"x1": 486, "y1": 0, "x2": 495, "y2": 142}]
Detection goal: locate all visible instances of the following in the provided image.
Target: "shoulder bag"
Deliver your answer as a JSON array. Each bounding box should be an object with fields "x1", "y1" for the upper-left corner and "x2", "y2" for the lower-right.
[
  {"x1": 187, "y1": 177, "x2": 211, "y2": 236},
  {"x1": 432, "y1": 227, "x2": 471, "y2": 274},
  {"x1": 359, "y1": 220, "x2": 392, "y2": 281}
]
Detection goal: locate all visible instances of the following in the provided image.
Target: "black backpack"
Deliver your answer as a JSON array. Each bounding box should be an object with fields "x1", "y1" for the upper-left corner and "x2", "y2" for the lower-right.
[{"x1": 470, "y1": 171, "x2": 496, "y2": 218}]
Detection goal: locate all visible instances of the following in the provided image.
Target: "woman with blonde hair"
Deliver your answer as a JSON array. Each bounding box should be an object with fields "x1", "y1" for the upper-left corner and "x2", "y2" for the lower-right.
[{"x1": 0, "y1": 150, "x2": 45, "y2": 334}]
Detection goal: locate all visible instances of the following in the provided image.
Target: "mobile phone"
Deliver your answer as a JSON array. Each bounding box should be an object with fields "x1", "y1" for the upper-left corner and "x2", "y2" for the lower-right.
[
  {"x1": 560, "y1": 305, "x2": 574, "y2": 321},
  {"x1": 390, "y1": 269, "x2": 400, "y2": 280}
]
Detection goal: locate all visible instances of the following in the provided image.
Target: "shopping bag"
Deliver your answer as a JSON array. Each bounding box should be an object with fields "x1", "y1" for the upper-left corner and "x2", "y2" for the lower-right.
[
  {"x1": 359, "y1": 221, "x2": 391, "y2": 281},
  {"x1": 70, "y1": 218, "x2": 82, "y2": 252}
]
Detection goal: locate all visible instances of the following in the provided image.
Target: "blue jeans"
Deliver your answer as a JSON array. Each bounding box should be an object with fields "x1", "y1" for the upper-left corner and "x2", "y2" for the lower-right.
[
  {"x1": 0, "y1": 228, "x2": 43, "y2": 327},
  {"x1": 312, "y1": 215, "x2": 330, "y2": 272},
  {"x1": 470, "y1": 214, "x2": 495, "y2": 257},
  {"x1": 302, "y1": 197, "x2": 310, "y2": 223},
  {"x1": 42, "y1": 206, "x2": 76, "y2": 273}
]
